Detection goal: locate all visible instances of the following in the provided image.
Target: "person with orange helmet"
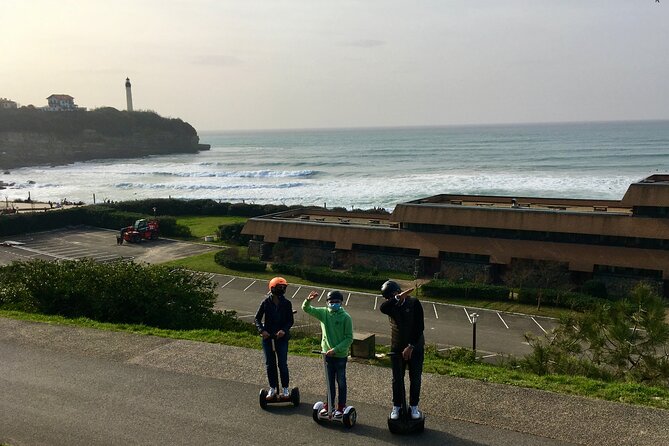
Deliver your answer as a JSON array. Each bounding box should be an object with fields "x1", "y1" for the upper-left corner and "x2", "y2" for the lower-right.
[{"x1": 254, "y1": 277, "x2": 294, "y2": 400}]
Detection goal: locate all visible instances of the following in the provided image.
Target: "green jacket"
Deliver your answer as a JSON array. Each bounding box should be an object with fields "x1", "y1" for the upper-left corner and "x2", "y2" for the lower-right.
[{"x1": 302, "y1": 299, "x2": 353, "y2": 358}]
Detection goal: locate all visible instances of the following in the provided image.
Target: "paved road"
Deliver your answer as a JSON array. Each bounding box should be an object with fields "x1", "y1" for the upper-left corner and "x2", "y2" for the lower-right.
[{"x1": 7, "y1": 317, "x2": 666, "y2": 446}]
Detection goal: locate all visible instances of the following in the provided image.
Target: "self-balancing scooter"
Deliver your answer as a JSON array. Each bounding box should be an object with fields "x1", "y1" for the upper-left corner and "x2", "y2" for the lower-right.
[
  {"x1": 258, "y1": 337, "x2": 300, "y2": 409},
  {"x1": 387, "y1": 352, "x2": 425, "y2": 434},
  {"x1": 311, "y1": 350, "x2": 356, "y2": 428}
]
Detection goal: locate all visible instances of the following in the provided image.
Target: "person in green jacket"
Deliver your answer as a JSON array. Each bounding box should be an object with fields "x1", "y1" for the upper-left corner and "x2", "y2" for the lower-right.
[{"x1": 303, "y1": 289, "x2": 353, "y2": 418}]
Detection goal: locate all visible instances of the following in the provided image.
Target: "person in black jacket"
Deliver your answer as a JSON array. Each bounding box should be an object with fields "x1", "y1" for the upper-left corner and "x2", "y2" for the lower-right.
[
  {"x1": 254, "y1": 277, "x2": 294, "y2": 400},
  {"x1": 379, "y1": 280, "x2": 425, "y2": 421}
]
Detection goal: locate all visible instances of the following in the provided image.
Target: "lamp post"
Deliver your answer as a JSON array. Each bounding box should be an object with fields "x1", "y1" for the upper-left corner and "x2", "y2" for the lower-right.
[{"x1": 470, "y1": 313, "x2": 479, "y2": 354}]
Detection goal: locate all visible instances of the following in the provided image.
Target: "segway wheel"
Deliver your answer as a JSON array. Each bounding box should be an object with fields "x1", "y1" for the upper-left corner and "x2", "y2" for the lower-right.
[
  {"x1": 291, "y1": 387, "x2": 300, "y2": 407},
  {"x1": 387, "y1": 419, "x2": 402, "y2": 434},
  {"x1": 312, "y1": 401, "x2": 324, "y2": 424},
  {"x1": 259, "y1": 388, "x2": 268, "y2": 410},
  {"x1": 343, "y1": 407, "x2": 357, "y2": 428}
]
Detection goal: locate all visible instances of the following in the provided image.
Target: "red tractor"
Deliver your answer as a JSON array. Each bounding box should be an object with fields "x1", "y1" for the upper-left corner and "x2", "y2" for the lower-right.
[{"x1": 120, "y1": 219, "x2": 159, "y2": 243}]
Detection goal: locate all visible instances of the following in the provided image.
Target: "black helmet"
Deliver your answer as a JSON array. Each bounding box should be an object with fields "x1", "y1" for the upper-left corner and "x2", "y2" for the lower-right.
[
  {"x1": 326, "y1": 290, "x2": 344, "y2": 302},
  {"x1": 381, "y1": 280, "x2": 401, "y2": 299}
]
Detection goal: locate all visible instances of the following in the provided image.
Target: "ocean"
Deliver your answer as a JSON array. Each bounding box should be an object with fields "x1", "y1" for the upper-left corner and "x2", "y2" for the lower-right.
[{"x1": 3, "y1": 120, "x2": 669, "y2": 210}]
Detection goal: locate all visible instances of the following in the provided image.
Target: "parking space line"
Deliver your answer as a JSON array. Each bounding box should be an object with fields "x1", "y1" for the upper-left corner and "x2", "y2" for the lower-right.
[
  {"x1": 374, "y1": 296, "x2": 379, "y2": 310},
  {"x1": 532, "y1": 317, "x2": 547, "y2": 334},
  {"x1": 238, "y1": 314, "x2": 255, "y2": 319},
  {"x1": 464, "y1": 307, "x2": 472, "y2": 324},
  {"x1": 291, "y1": 286, "x2": 302, "y2": 299},
  {"x1": 317, "y1": 289, "x2": 326, "y2": 302},
  {"x1": 345, "y1": 292, "x2": 351, "y2": 306},
  {"x1": 497, "y1": 312, "x2": 509, "y2": 329},
  {"x1": 243, "y1": 280, "x2": 257, "y2": 292},
  {"x1": 433, "y1": 304, "x2": 439, "y2": 319},
  {"x1": 221, "y1": 278, "x2": 235, "y2": 288}
]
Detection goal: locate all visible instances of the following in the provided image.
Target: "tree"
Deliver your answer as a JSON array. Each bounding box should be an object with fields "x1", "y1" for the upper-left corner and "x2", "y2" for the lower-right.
[{"x1": 523, "y1": 283, "x2": 669, "y2": 385}]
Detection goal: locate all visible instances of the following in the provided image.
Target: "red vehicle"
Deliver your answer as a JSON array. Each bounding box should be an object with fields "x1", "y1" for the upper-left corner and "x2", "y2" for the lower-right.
[{"x1": 120, "y1": 219, "x2": 159, "y2": 243}]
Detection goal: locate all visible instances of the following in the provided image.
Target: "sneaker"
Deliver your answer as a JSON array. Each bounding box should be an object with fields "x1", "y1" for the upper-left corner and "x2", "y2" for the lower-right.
[
  {"x1": 266, "y1": 387, "x2": 277, "y2": 400},
  {"x1": 282, "y1": 387, "x2": 290, "y2": 398},
  {"x1": 410, "y1": 405, "x2": 422, "y2": 420},
  {"x1": 319, "y1": 403, "x2": 329, "y2": 416},
  {"x1": 333, "y1": 410, "x2": 343, "y2": 418},
  {"x1": 390, "y1": 406, "x2": 401, "y2": 420}
]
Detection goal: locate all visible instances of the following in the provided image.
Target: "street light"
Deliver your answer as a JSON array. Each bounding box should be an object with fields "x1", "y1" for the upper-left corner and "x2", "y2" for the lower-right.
[{"x1": 470, "y1": 313, "x2": 479, "y2": 354}]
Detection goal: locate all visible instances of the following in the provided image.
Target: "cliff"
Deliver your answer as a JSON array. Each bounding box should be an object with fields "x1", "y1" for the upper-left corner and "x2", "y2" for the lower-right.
[{"x1": 0, "y1": 107, "x2": 210, "y2": 169}]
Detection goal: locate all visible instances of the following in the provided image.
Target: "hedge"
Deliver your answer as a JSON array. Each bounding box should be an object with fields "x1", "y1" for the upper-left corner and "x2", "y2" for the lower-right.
[
  {"x1": 214, "y1": 250, "x2": 267, "y2": 272},
  {"x1": 0, "y1": 259, "x2": 224, "y2": 330},
  {"x1": 517, "y1": 288, "x2": 608, "y2": 310},
  {"x1": 0, "y1": 205, "x2": 190, "y2": 238},
  {"x1": 420, "y1": 280, "x2": 510, "y2": 301},
  {"x1": 271, "y1": 263, "x2": 387, "y2": 290}
]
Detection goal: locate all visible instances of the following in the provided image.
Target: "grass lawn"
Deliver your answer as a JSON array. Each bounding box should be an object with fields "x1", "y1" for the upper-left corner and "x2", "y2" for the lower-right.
[
  {"x1": 175, "y1": 215, "x2": 247, "y2": 239},
  {"x1": 2, "y1": 309, "x2": 667, "y2": 410}
]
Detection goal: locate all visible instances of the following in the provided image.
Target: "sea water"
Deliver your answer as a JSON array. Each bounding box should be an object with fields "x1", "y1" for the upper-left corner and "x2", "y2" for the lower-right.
[{"x1": 3, "y1": 120, "x2": 669, "y2": 210}]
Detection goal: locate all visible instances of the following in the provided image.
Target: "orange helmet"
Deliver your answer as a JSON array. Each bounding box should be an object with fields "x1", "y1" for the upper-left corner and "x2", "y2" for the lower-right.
[{"x1": 269, "y1": 277, "x2": 288, "y2": 291}]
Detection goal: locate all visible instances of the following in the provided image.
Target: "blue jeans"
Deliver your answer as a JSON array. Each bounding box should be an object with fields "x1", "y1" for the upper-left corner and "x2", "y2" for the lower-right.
[
  {"x1": 262, "y1": 337, "x2": 289, "y2": 388},
  {"x1": 391, "y1": 347, "x2": 423, "y2": 407},
  {"x1": 326, "y1": 356, "x2": 348, "y2": 408}
]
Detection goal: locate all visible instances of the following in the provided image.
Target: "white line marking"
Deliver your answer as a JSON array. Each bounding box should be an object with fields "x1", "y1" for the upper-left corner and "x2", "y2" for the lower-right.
[
  {"x1": 317, "y1": 289, "x2": 326, "y2": 302},
  {"x1": 221, "y1": 278, "x2": 235, "y2": 288},
  {"x1": 497, "y1": 312, "x2": 509, "y2": 329},
  {"x1": 345, "y1": 292, "x2": 351, "y2": 306},
  {"x1": 464, "y1": 307, "x2": 472, "y2": 324},
  {"x1": 291, "y1": 286, "x2": 302, "y2": 299},
  {"x1": 531, "y1": 317, "x2": 547, "y2": 334},
  {"x1": 374, "y1": 296, "x2": 379, "y2": 310},
  {"x1": 238, "y1": 314, "x2": 255, "y2": 319},
  {"x1": 433, "y1": 304, "x2": 439, "y2": 319},
  {"x1": 481, "y1": 354, "x2": 497, "y2": 359},
  {"x1": 243, "y1": 280, "x2": 257, "y2": 292}
]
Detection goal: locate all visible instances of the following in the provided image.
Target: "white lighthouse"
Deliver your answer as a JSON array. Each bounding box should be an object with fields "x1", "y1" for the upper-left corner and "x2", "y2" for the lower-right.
[{"x1": 125, "y1": 77, "x2": 133, "y2": 112}]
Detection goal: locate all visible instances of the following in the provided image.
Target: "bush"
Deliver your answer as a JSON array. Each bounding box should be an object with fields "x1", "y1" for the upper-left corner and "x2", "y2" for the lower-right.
[
  {"x1": 0, "y1": 259, "x2": 217, "y2": 330},
  {"x1": 517, "y1": 288, "x2": 606, "y2": 310},
  {"x1": 421, "y1": 280, "x2": 510, "y2": 301},
  {"x1": 217, "y1": 222, "x2": 251, "y2": 245},
  {"x1": 271, "y1": 263, "x2": 387, "y2": 289},
  {"x1": 214, "y1": 250, "x2": 267, "y2": 272},
  {"x1": 580, "y1": 279, "x2": 609, "y2": 300}
]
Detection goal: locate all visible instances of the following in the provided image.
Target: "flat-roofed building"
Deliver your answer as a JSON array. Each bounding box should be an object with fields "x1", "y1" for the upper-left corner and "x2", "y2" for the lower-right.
[
  {"x1": 242, "y1": 175, "x2": 669, "y2": 297},
  {"x1": 0, "y1": 98, "x2": 18, "y2": 109}
]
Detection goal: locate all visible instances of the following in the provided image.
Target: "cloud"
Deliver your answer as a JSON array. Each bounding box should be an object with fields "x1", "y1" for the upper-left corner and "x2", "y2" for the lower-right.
[{"x1": 343, "y1": 39, "x2": 386, "y2": 48}]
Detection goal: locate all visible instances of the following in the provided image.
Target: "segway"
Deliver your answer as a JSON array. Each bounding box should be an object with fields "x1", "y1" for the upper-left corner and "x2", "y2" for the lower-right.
[
  {"x1": 386, "y1": 352, "x2": 425, "y2": 434},
  {"x1": 311, "y1": 350, "x2": 357, "y2": 428},
  {"x1": 258, "y1": 337, "x2": 300, "y2": 409}
]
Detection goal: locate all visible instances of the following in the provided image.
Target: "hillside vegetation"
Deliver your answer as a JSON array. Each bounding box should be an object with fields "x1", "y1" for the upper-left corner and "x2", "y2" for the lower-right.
[{"x1": 0, "y1": 107, "x2": 208, "y2": 169}]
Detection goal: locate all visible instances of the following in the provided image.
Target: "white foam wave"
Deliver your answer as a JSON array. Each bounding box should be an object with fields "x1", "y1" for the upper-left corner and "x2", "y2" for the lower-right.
[{"x1": 128, "y1": 169, "x2": 317, "y2": 178}]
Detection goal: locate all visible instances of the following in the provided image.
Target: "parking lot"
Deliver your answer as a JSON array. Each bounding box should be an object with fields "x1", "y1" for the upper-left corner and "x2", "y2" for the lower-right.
[
  {"x1": 0, "y1": 227, "x2": 217, "y2": 265},
  {"x1": 211, "y1": 274, "x2": 558, "y2": 358}
]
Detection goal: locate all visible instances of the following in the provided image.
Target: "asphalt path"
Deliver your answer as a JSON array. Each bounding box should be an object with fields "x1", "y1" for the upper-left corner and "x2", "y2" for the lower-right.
[
  {"x1": 0, "y1": 227, "x2": 557, "y2": 357},
  {"x1": 0, "y1": 320, "x2": 581, "y2": 446}
]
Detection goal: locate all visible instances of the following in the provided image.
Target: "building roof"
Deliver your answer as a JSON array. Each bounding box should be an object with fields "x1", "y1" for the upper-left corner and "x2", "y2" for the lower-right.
[{"x1": 46, "y1": 94, "x2": 74, "y2": 100}]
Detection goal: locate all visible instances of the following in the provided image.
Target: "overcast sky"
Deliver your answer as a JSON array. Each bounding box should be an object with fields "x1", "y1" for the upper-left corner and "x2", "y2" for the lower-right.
[{"x1": 2, "y1": 0, "x2": 668, "y2": 131}]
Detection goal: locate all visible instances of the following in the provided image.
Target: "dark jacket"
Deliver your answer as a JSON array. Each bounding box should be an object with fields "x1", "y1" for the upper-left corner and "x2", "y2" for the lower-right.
[
  {"x1": 254, "y1": 293, "x2": 294, "y2": 339},
  {"x1": 379, "y1": 296, "x2": 425, "y2": 352}
]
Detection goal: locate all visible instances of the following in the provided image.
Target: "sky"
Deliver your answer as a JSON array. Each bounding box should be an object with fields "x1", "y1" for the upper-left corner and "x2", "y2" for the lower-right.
[{"x1": 1, "y1": 0, "x2": 668, "y2": 131}]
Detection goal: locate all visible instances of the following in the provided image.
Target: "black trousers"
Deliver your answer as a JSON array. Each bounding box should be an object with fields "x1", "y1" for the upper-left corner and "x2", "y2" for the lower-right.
[{"x1": 390, "y1": 347, "x2": 424, "y2": 407}]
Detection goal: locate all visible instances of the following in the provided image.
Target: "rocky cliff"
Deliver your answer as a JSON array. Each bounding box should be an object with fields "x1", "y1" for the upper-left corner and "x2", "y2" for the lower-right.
[{"x1": 0, "y1": 108, "x2": 210, "y2": 169}]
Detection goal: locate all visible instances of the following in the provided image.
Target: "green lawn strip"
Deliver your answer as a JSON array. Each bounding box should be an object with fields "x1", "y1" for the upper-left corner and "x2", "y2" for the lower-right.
[
  {"x1": 175, "y1": 216, "x2": 247, "y2": 239},
  {"x1": 2, "y1": 309, "x2": 667, "y2": 410}
]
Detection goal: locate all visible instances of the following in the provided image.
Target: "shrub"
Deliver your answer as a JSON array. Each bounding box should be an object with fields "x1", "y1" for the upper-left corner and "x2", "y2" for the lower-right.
[
  {"x1": 271, "y1": 263, "x2": 386, "y2": 289},
  {"x1": 217, "y1": 222, "x2": 251, "y2": 245},
  {"x1": 214, "y1": 249, "x2": 267, "y2": 272},
  {"x1": 580, "y1": 279, "x2": 609, "y2": 300},
  {"x1": 421, "y1": 280, "x2": 510, "y2": 301},
  {"x1": 0, "y1": 259, "x2": 217, "y2": 330}
]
